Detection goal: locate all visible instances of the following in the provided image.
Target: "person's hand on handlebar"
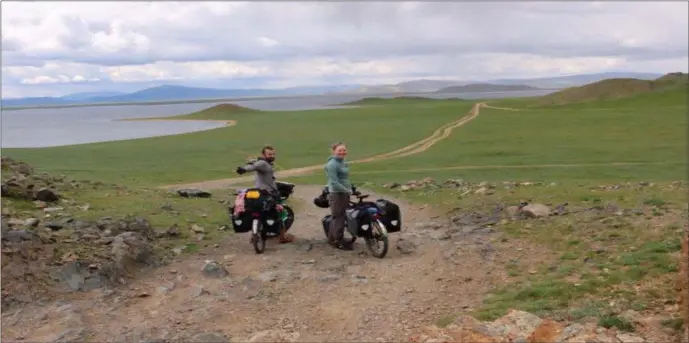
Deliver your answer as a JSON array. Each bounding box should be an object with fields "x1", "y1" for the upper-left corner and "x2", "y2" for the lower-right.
[{"x1": 236, "y1": 167, "x2": 247, "y2": 175}]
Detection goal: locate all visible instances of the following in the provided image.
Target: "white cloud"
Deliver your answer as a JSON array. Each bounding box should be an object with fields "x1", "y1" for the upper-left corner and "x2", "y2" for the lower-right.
[
  {"x1": 258, "y1": 37, "x2": 280, "y2": 48},
  {"x1": 20, "y1": 76, "x2": 60, "y2": 85},
  {"x1": 1, "y1": 2, "x2": 687, "y2": 97}
]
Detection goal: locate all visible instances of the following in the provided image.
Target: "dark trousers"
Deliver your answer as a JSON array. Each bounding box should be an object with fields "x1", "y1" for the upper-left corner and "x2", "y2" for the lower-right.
[{"x1": 328, "y1": 192, "x2": 350, "y2": 242}]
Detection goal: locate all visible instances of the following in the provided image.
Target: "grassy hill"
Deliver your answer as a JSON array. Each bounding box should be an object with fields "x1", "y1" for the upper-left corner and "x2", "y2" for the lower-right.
[
  {"x1": 435, "y1": 83, "x2": 540, "y2": 93},
  {"x1": 339, "y1": 96, "x2": 458, "y2": 106},
  {"x1": 531, "y1": 72, "x2": 687, "y2": 106},
  {"x1": 287, "y1": 79, "x2": 687, "y2": 186},
  {"x1": 158, "y1": 103, "x2": 258, "y2": 119}
]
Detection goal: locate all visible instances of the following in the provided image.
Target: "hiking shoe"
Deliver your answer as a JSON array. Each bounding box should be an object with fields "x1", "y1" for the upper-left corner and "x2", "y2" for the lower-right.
[{"x1": 332, "y1": 240, "x2": 354, "y2": 251}]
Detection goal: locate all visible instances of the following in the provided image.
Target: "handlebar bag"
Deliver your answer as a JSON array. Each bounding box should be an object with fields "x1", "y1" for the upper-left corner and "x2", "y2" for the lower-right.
[{"x1": 276, "y1": 182, "x2": 295, "y2": 199}]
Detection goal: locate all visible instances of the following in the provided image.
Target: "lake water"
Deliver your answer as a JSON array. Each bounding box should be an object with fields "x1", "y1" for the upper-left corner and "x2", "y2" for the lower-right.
[{"x1": 1, "y1": 89, "x2": 554, "y2": 148}]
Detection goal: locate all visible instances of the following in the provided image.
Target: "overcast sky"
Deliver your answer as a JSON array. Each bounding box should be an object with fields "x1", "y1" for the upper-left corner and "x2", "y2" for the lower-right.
[{"x1": 2, "y1": 1, "x2": 688, "y2": 98}]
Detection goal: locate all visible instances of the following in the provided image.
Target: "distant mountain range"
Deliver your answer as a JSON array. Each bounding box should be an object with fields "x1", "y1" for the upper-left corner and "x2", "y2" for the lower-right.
[
  {"x1": 1, "y1": 84, "x2": 361, "y2": 108},
  {"x1": 434, "y1": 83, "x2": 540, "y2": 93},
  {"x1": 1, "y1": 72, "x2": 664, "y2": 108},
  {"x1": 60, "y1": 91, "x2": 127, "y2": 101},
  {"x1": 332, "y1": 72, "x2": 664, "y2": 94}
]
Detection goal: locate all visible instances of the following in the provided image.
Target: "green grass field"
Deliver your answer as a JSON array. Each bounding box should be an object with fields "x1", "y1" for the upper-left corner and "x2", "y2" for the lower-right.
[
  {"x1": 4, "y1": 99, "x2": 472, "y2": 186},
  {"x1": 286, "y1": 84, "x2": 687, "y2": 187}
]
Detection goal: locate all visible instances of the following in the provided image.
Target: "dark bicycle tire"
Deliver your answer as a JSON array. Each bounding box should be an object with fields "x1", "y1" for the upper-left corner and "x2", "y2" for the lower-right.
[
  {"x1": 365, "y1": 221, "x2": 388, "y2": 258},
  {"x1": 283, "y1": 205, "x2": 295, "y2": 231},
  {"x1": 253, "y1": 222, "x2": 266, "y2": 254}
]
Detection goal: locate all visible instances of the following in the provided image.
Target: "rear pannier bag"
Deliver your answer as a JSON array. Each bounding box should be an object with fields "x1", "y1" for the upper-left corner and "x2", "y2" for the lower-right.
[
  {"x1": 261, "y1": 208, "x2": 281, "y2": 232},
  {"x1": 375, "y1": 199, "x2": 402, "y2": 233},
  {"x1": 345, "y1": 208, "x2": 361, "y2": 236},
  {"x1": 321, "y1": 215, "x2": 332, "y2": 236},
  {"x1": 345, "y1": 204, "x2": 379, "y2": 236},
  {"x1": 229, "y1": 206, "x2": 252, "y2": 233}
]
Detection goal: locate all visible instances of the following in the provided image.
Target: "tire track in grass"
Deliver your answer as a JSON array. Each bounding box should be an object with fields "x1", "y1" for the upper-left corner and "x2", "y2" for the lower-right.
[{"x1": 163, "y1": 102, "x2": 488, "y2": 190}]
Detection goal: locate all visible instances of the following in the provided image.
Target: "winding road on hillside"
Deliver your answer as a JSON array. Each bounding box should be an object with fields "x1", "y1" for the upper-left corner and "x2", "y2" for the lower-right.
[
  {"x1": 163, "y1": 102, "x2": 668, "y2": 194},
  {"x1": 164, "y1": 102, "x2": 488, "y2": 190},
  {"x1": 163, "y1": 102, "x2": 667, "y2": 191}
]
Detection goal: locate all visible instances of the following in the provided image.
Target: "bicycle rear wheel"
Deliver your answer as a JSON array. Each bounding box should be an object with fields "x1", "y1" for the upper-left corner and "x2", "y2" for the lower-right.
[{"x1": 365, "y1": 221, "x2": 388, "y2": 258}]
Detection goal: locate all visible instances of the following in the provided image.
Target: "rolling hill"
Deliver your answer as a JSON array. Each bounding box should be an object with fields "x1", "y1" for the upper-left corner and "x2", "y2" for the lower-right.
[
  {"x1": 486, "y1": 72, "x2": 662, "y2": 89},
  {"x1": 333, "y1": 72, "x2": 664, "y2": 95},
  {"x1": 2, "y1": 92, "x2": 127, "y2": 107},
  {"x1": 0, "y1": 84, "x2": 363, "y2": 108},
  {"x1": 435, "y1": 83, "x2": 541, "y2": 93},
  {"x1": 86, "y1": 85, "x2": 284, "y2": 103},
  {"x1": 534, "y1": 72, "x2": 688, "y2": 106},
  {"x1": 60, "y1": 92, "x2": 126, "y2": 101}
]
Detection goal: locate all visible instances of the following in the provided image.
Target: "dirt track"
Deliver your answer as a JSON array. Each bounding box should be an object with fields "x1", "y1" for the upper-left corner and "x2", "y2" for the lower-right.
[
  {"x1": 163, "y1": 103, "x2": 677, "y2": 191},
  {"x1": 163, "y1": 102, "x2": 487, "y2": 190},
  {"x1": 1, "y1": 185, "x2": 544, "y2": 342},
  {"x1": 480, "y1": 104, "x2": 522, "y2": 111}
]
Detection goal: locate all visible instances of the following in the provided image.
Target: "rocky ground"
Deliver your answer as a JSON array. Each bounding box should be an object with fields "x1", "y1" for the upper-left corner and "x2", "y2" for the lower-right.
[
  {"x1": 415, "y1": 309, "x2": 653, "y2": 343},
  {"x1": 1, "y1": 157, "x2": 226, "y2": 310},
  {"x1": 1, "y1": 158, "x2": 685, "y2": 342}
]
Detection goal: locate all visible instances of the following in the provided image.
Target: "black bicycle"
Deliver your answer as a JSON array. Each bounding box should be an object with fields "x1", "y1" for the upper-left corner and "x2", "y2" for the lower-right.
[
  {"x1": 229, "y1": 181, "x2": 296, "y2": 254},
  {"x1": 316, "y1": 186, "x2": 400, "y2": 259}
]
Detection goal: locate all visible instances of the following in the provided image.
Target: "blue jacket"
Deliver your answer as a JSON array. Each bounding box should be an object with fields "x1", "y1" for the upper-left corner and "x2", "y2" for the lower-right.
[{"x1": 324, "y1": 156, "x2": 352, "y2": 193}]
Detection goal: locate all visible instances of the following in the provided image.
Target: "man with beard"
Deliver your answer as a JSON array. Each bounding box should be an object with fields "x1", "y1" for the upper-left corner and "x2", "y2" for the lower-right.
[{"x1": 236, "y1": 145, "x2": 294, "y2": 243}]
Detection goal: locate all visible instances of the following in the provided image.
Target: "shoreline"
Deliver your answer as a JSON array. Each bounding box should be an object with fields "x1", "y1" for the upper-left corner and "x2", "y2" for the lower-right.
[{"x1": 2, "y1": 119, "x2": 236, "y2": 149}]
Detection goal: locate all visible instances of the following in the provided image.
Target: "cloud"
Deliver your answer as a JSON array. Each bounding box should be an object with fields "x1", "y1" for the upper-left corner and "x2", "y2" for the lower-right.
[
  {"x1": 257, "y1": 37, "x2": 280, "y2": 48},
  {"x1": 1, "y1": 2, "x2": 687, "y2": 97}
]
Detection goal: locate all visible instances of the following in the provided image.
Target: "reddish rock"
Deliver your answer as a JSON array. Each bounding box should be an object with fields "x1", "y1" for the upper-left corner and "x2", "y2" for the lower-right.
[{"x1": 528, "y1": 319, "x2": 564, "y2": 343}]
